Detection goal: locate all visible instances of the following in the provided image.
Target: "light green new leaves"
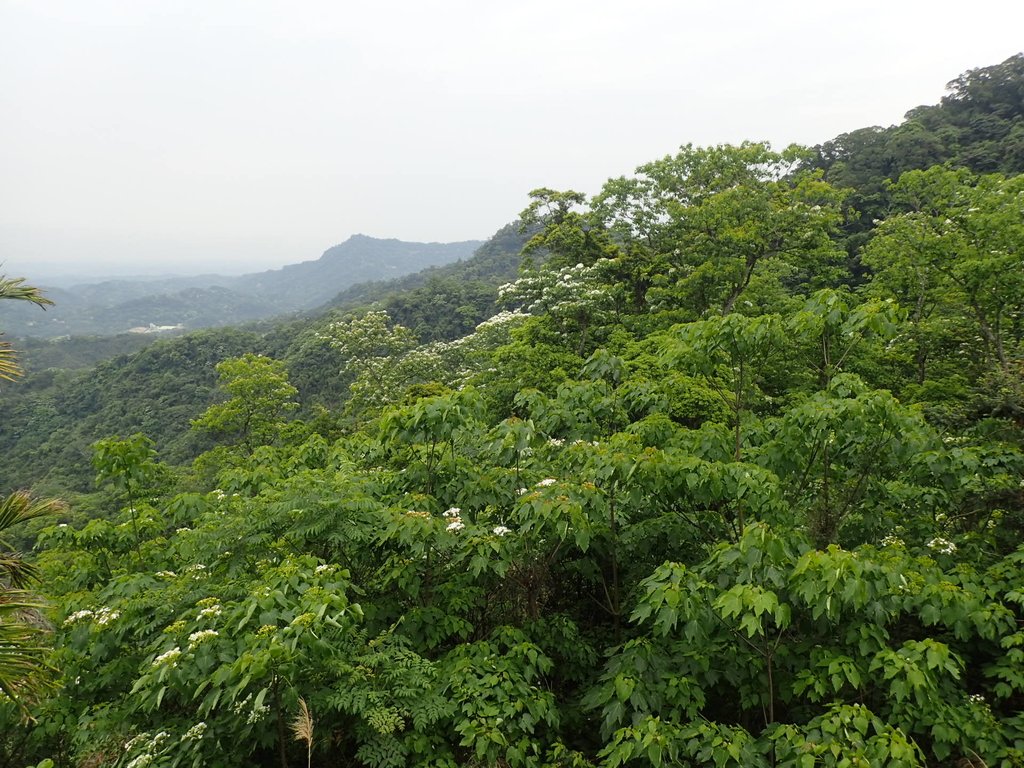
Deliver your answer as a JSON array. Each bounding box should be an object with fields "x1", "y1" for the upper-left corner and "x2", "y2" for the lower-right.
[{"x1": 190, "y1": 354, "x2": 298, "y2": 454}]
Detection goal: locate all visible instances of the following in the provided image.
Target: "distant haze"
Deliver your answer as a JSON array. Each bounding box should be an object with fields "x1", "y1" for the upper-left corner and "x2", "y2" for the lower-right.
[{"x1": 2, "y1": 0, "x2": 1022, "y2": 281}]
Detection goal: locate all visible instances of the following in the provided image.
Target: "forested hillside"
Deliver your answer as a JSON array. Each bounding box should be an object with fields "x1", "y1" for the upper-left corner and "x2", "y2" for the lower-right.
[
  {"x1": 0, "y1": 226, "x2": 529, "y2": 495},
  {"x1": 0, "y1": 235, "x2": 482, "y2": 338},
  {"x1": 1, "y1": 55, "x2": 1023, "y2": 768},
  {"x1": 809, "y1": 52, "x2": 1024, "y2": 251}
]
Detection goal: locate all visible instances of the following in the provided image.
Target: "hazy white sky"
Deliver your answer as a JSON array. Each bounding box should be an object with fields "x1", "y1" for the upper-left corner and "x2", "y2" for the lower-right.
[{"x1": 2, "y1": 1, "x2": 1022, "y2": 279}]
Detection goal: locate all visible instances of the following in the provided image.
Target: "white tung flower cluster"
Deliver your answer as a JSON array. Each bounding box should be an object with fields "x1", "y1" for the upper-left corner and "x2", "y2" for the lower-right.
[
  {"x1": 536, "y1": 478, "x2": 557, "y2": 488},
  {"x1": 247, "y1": 703, "x2": 270, "y2": 724},
  {"x1": 63, "y1": 609, "x2": 95, "y2": 626},
  {"x1": 492, "y1": 525, "x2": 512, "y2": 537},
  {"x1": 183, "y1": 722, "x2": 207, "y2": 741},
  {"x1": 444, "y1": 507, "x2": 466, "y2": 532},
  {"x1": 187, "y1": 629, "x2": 219, "y2": 650},
  {"x1": 152, "y1": 647, "x2": 182, "y2": 668},
  {"x1": 232, "y1": 694, "x2": 252, "y2": 713},
  {"x1": 123, "y1": 732, "x2": 169, "y2": 768},
  {"x1": 198, "y1": 603, "x2": 222, "y2": 620},
  {"x1": 496, "y1": 282, "x2": 516, "y2": 301},
  {"x1": 95, "y1": 607, "x2": 120, "y2": 625},
  {"x1": 63, "y1": 606, "x2": 120, "y2": 627},
  {"x1": 475, "y1": 309, "x2": 528, "y2": 330},
  {"x1": 123, "y1": 734, "x2": 144, "y2": 752},
  {"x1": 498, "y1": 262, "x2": 609, "y2": 319},
  {"x1": 926, "y1": 537, "x2": 957, "y2": 555},
  {"x1": 232, "y1": 692, "x2": 271, "y2": 724}
]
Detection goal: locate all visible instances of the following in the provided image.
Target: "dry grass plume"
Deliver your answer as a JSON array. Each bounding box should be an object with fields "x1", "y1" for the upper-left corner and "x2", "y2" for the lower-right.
[{"x1": 291, "y1": 697, "x2": 314, "y2": 768}]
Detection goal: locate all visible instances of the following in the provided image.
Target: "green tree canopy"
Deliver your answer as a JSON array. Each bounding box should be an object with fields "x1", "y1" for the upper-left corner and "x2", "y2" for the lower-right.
[{"x1": 191, "y1": 354, "x2": 299, "y2": 455}]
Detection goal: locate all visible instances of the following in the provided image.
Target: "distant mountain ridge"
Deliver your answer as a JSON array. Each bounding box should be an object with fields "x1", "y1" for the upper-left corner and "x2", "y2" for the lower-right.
[
  {"x1": 231, "y1": 234, "x2": 482, "y2": 310},
  {"x1": 1, "y1": 235, "x2": 482, "y2": 337}
]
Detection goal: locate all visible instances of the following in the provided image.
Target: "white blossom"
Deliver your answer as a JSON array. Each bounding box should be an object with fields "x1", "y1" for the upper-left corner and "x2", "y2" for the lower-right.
[
  {"x1": 536, "y1": 478, "x2": 557, "y2": 487},
  {"x1": 123, "y1": 733, "x2": 149, "y2": 752},
  {"x1": 475, "y1": 309, "x2": 527, "y2": 329},
  {"x1": 492, "y1": 525, "x2": 511, "y2": 537},
  {"x1": 233, "y1": 693, "x2": 252, "y2": 712},
  {"x1": 63, "y1": 609, "x2": 95, "y2": 626},
  {"x1": 63, "y1": 606, "x2": 119, "y2": 627},
  {"x1": 95, "y1": 607, "x2": 120, "y2": 625},
  {"x1": 187, "y1": 630, "x2": 219, "y2": 650},
  {"x1": 926, "y1": 537, "x2": 957, "y2": 555},
  {"x1": 183, "y1": 722, "x2": 207, "y2": 741},
  {"x1": 152, "y1": 647, "x2": 182, "y2": 667},
  {"x1": 446, "y1": 520, "x2": 465, "y2": 533}
]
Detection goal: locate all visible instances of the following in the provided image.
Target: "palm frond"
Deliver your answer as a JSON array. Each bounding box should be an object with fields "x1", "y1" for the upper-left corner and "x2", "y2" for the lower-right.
[
  {"x1": 0, "y1": 276, "x2": 54, "y2": 308},
  {"x1": 0, "y1": 275, "x2": 54, "y2": 380},
  {"x1": 0, "y1": 491, "x2": 65, "y2": 540},
  {"x1": 0, "y1": 492, "x2": 62, "y2": 598},
  {"x1": 0, "y1": 553, "x2": 38, "y2": 590},
  {"x1": 0, "y1": 338, "x2": 23, "y2": 381},
  {"x1": 0, "y1": 593, "x2": 54, "y2": 709}
]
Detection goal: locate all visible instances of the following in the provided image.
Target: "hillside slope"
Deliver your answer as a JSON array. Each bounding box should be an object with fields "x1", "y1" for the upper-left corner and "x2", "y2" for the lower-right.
[
  {"x1": 0, "y1": 226, "x2": 524, "y2": 493},
  {"x1": 0, "y1": 235, "x2": 481, "y2": 337}
]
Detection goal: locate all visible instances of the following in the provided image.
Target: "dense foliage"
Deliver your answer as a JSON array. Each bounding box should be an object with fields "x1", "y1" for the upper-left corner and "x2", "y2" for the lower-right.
[{"x1": 2, "y1": 58, "x2": 1024, "y2": 768}]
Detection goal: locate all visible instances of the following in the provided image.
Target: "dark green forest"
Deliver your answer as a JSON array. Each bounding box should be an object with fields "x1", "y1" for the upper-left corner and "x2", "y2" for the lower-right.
[{"x1": 1, "y1": 55, "x2": 1023, "y2": 768}]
